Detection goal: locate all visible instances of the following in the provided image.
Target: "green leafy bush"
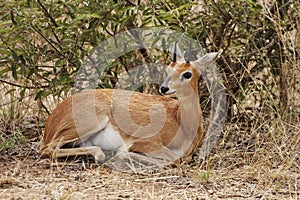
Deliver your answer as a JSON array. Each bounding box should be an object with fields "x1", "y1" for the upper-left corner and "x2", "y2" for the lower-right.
[{"x1": 0, "y1": 0, "x2": 299, "y2": 122}]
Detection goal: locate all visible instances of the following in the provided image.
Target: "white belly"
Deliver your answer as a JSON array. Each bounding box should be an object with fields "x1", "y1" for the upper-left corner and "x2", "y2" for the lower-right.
[{"x1": 89, "y1": 123, "x2": 124, "y2": 150}]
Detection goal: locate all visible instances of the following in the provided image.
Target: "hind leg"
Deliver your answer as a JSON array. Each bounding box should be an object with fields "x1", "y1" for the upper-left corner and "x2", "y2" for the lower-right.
[{"x1": 53, "y1": 146, "x2": 106, "y2": 162}]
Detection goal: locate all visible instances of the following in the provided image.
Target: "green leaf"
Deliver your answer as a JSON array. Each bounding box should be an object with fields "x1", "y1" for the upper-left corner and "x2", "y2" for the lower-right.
[
  {"x1": 0, "y1": 27, "x2": 11, "y2": 35},
  {"x1": 62, "y1": 38, "x2": 75, "y2": 44},
  {"x1": 0, "y1": 67, "x2": 11, "y2": 77},
  {"x1": 10, "y1": 10, "x2": 17, "y2": 26},
  {"x1": 88, "y1": 13, "x2": 101, "y2": 18},
  {"x1": 12, "y1": 63, "x2": 18, "y2": 80},
  {"x1": 34, "y1": 90, "x2": 44, "y2": 100},
  {"x1": 5, "y1": 88, "x2": 16, "y2": 95},
  {"x1": 19, "y1": 55, "x2": 26, "y2": 65},
  {"x1": 20, "y1": 87, "x2": 26, "y2": 98}
]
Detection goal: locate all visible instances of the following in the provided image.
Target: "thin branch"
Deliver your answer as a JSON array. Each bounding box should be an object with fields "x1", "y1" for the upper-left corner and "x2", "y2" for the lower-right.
[
  {"x1": 224, "y1": 23, "x2": 237, "y2": 52},
  {"x1": 210, "y1": 0, "x2": 231, "y2": 21},
  {"x1": 30, "y1": 23, "x2": 64, "y2": 58},
  {"x1": 104, "y1": 27, "x2": 114, "y2": 36},
  {"x1": 30, "y1": 22, "x2": 77, "y2": 68},
  {"x1": 0, "y1": 93, "x2": 35, "y2": 107},
  {"x1": 37, "y1": 0, "x2": 62, "y2": 45},
  {"x1": 36, "y1": 0, "x2": 58, "y2": 27},
  {"x1": 0, "y1": 78, "x2": 50, "y2": 89},
  {"x1": 125, "y1": 0, "x2": 136, "y2": 6},
  {"x1": 51, "y1": 27, "x2": 61, "y2": 44}
]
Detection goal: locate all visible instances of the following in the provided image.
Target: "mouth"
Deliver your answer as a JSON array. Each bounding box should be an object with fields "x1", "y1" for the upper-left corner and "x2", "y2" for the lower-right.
[{"x1": 162, "y1": 90, "x2": 176, "y2": 96}]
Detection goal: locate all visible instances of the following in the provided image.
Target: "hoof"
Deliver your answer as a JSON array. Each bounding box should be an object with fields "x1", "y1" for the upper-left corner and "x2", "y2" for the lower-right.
[
  {"x1": 97, "y1": 159, "x2": 105, "y2": 165},
  {"x1": 94, "y1": 151, "x2": 105, "y2": 164}
]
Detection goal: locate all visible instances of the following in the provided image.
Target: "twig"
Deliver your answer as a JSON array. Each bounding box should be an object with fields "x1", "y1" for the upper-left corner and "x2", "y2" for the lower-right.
[
  {"x1": 210, "y1": 0, "x2": 231, "y2": 21},
  {"x1": 224, "y1": 23, "x2": 237, "y2": 52},
  {"x1": 36, "y1": 0, "x2": 61, "y2": 44},
  {"x1": 0, "y1": 93, "x2": 35, "y2": 107},
  {"x1": 30, "y1": 23, "x2": 64, "y2": 58},
  {"x1": 30, "y1": 22, "x2": 76, "y2": 68},
  {"x1": 0, "y1": 78, "x2": 50, "y2": 89},
  {"x1": 125, "y1": 0, "x2": 136, "y2": 6},
  {"x1": 36, "y1": 0, "x2": 58, "y2": 27}
]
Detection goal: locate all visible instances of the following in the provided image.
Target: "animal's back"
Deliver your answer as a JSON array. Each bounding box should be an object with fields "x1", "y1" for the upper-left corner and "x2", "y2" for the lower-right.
[{"x1": 41, "y1": 89, "x2": 180, "y2": 155}]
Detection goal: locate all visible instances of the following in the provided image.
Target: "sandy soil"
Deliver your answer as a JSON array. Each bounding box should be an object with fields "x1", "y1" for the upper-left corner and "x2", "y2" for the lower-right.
[{"x1": 1, "y1": 139, "x2": 298, "y2": 200}]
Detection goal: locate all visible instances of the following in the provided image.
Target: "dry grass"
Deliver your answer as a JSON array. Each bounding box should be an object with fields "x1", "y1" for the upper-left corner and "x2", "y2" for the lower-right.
[{"x1": 0, "y1": 126, "x2": 298, "y2": 200}]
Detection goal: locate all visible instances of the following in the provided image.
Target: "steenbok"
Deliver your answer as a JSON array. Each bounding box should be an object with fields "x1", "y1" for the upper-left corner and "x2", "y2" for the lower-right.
[{"x1": 41, "y1": 44, "x2": 220, "y2": 165}]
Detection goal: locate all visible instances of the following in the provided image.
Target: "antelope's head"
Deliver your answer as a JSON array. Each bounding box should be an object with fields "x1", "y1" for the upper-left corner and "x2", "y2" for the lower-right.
[{"x1": 160, "y1": 43, "x2": 219, "y2": 98}]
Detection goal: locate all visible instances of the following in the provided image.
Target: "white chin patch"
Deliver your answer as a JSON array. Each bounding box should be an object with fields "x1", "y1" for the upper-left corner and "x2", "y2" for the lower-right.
[{"x1": 164, "y1": 90, "x2": 176, "y2": 97}]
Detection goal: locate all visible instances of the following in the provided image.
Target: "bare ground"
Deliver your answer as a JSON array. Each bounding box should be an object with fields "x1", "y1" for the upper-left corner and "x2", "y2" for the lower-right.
[{"x1": 0, "y1": 125, "x2": 299, "y2": 200}]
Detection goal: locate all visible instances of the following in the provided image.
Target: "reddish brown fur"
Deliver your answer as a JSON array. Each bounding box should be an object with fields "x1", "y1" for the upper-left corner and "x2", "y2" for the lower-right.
[{"x1": 41, "y1": 52, "x2": 219, "y2": 164}]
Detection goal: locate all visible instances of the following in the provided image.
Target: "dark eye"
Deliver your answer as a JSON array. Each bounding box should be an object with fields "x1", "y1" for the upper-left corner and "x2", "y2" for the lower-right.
[{"x1": 182, "y1": 71, "x2": 192, "y2": 79}]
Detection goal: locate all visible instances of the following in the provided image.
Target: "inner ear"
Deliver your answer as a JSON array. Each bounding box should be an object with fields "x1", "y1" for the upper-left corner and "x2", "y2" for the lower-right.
[{"x1": 191, "y1": 52, "x2": 219, "y2": 72}]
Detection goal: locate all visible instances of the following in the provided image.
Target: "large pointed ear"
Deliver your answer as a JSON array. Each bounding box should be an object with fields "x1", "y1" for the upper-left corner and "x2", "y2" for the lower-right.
[
  {"x1": 191, "y1": 51, "x2": 221, "y2": 72},
  {"x1": 169, "y1": 43, "x2": 184, "y2": 62}
]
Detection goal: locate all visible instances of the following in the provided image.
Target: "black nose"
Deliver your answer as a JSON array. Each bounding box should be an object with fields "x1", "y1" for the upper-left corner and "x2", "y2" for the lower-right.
[{"x1": 160, "y1": 86, "x2": 169, "y2": 94}]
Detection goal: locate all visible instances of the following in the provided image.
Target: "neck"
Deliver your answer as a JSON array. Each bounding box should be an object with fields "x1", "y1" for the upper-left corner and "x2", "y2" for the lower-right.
[
  {"x1": 176, "y1": 86, "x2": 204, "y2": 159},
  {"x1": 177, "y1": 87, "x2": 201, "y2": 134}
]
